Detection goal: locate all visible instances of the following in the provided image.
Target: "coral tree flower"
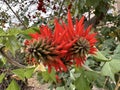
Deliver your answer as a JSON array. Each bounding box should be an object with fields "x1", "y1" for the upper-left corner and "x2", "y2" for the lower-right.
[
  {"x1": 24, "y1": 10, "x2": 97, "y2": 72},
  {"x1": 62, "y1": 11, "x2": 97, "y2": 66},
  {"x1": 24, "y1": 25, "x2": 68, "y2": 72}
]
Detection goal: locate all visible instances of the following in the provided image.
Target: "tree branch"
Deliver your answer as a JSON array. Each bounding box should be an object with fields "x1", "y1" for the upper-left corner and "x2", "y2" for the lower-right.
[
  {"x1": 0, "y1": 45, "x2": 26, "y2": 68},
  {"x1": 58, "y1": 0, "x2": 65, "y2": 17},
  {"x1": 115, "y1": 76, "x2": 120, "y2": 90},
  {"x1": 82, "y1": 64, "x2": 101, "y2": 74},
  {"x1": 3, "y1": 0, "x2": 28, "y2": 29}
]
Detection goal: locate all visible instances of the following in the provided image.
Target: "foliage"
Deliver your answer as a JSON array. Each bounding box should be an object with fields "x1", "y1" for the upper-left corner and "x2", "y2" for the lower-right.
[
  {"x1": 6, "y1": 80, "x2": 20, "y2": 90},
  {"x1": 0, "y1": 0, "x2": 120, "y2": 90}
]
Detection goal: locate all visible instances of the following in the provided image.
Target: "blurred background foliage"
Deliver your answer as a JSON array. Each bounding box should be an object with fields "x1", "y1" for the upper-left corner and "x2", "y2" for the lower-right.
[{"x1": 0, "y1": 0, "x2": 120, "y2": 90}]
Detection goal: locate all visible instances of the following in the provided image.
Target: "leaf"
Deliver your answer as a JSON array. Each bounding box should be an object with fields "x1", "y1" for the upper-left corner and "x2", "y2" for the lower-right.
[
  {"x1": 86, "y1": 0, "x2": 100, "y2": 8},
  {"x1": 23, "y1": 16, "x2": 29, "y2": 26},
  {"x1": 56, "y1": 86, "x2": 65, "y2": 90},
  {"x1": 0, "y1": 28, "x2": 22, "y2": 37},
  {"x1": 0, "y1": 29, "x2": 6, "y2": 36},
  {"x1": 5, "y1": 36, "x2": 20, "y2": 53},
  {"x1": 42, "y1": 69, "x2": 56, "y2": 82},
  {"x1": 74, "y1": 68, "x2": 99, "y2": 90},
  {"x1": 93, "y1": 50, "x2": 111, "y2": 62},
  {"x1": 102, "y1": 38, "x2": 115, "y2": 49},
  {"x1": 12, "y1": 68, "x2": 25, "y2": 80},
  {"x1": 12, "y1": 68, "x2": 34, "y2": 80},
  {"x1": 112, "y1": 44, "x2": 120, "y2": 59},
  {"x1": 6, "y1": 80, "x2": 20, "y2": 90},
  {"x1": 7, "y1": 29, "x2": 22, "y2": 36},
  {"x1": 0, "y1": 59, "x2": 4, "y2": 68},
  {"x1": 85, "y1": 71, "x2": 100, "y2": 82},
  {"x1": 95, "y1": 76, "x2": 106, "y2": 88},
  {"x1": 21, "y1": 27, "x2": 39, "y2": 39},
  {"x1": 101, "y1": 59, "x2": 120, "y2": 80},
  {"x1": 0, "y1": 73, "x2": 5, "y2": 83},
  {"x1": 24, "y1": 68, "x2": 35, "y2": 78},
  {"x1": 22, "y1": 27, "x2": 39, "y2": 35},
  {"x1": 75, "y1": 73, "x2": 90, "y2": 90}
]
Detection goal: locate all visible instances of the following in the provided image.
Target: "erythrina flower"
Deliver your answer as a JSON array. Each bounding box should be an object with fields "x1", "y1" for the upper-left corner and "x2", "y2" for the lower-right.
[
  {"x1": 24, "y1": 10, "x2": 97, "y2": 72},
  {"x1": 24, "y1": 25, "x2": 68, "y2": 72},
  {"x1": 62, "y1": 11, "x2": 97, "y2": 66}
]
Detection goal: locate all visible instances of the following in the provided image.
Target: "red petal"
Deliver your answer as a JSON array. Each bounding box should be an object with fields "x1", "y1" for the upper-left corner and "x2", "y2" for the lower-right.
[
  {"x1": 67, "y1": 10, "x2": 74, "y2": 38},
  {"x1": 57, "y1": 59, "x2": 67, "y2": 72},
  {"x1": 48, "y1": 64, "x2": 52, "y2": 73},
  {"x1": 85, "y1": 25, "x2": 92, "y2": 36},
  {"x1": 24, "y1": 40, "x2": 30, "y2": 45},
  {"x1": 89, "y1": 47, "x2": 97, "y2": 54},
  {"x1": 60, "y1": 50, "x2": 67, "y2": 55},
  {"x1": 64, "y1": 38, "x2": 77, "y2": 49},
  {"x1": 56, "y1": 42, "x2": 66, "y2": 50},
  {"x1": 29, "y1": 33, "x2": 40, "y2": 39},
  {"x1": 78, "y1": 25, "x2": 84, "y2": 36},
  {"x1": 74, "y1": 57, "x2": 86, "y2": 67},
  {"x1": 76, "y1": 16, "x2": 85, "y2": 33}
]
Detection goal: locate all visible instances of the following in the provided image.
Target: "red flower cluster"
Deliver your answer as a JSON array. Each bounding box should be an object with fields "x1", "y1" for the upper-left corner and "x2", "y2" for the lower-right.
[
  {"x1": 24, "y1": 11, "x2": 97, "y2": 72},
  {"x1": 37, "y1": 0, "x2": 46, "y2": 13}
]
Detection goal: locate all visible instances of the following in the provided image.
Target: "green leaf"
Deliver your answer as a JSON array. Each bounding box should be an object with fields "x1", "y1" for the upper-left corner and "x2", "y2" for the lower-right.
[
  {"x1": 0, "y1": 59, "x2": 4, "y2": 68},
  {"x1": 23, "y1": 16, "x2": 29, "y2": 26},
  {"x1": 5, "y1": 36, "x2": 20, "y2": 53},
  {"x1": 42, "y1": 69, "x2": 56, "y2": 82},
  {"x1": 95, "y1": 76, "x2": 106, "y2": 88},
  {"x1": 0, "y1": 73, "x2": 5, "y2": 83},
  {"x1": 0, "y1": 28, "x2": 22, "y2": 37},
  {"x1": 74, "y1": 68, "x2": 99, "y2": 90},
  {"x1": 86, "y1": 0, "x2": 100, "y2": 8},
  {"x1": 75, "y1": 73, "x2": 90, "y2": 90},
  {"x1": 85, "y1": 71, "x2": 100, "y2": 82},
  {"x1": 0, "y1": 29, "x2": 6, "y2": 36},
  {"x1": 7, "y1": 28, "x2": 22, "y2": 36},
  {"x1": 101, "y1": 59, "x2": 120, "y2": 80},
  {"x1": 12, "y1": 68, "x2": 25, "y2": 80},
  {"x1": 93, "y1": 50, "x2": 111, "y2": 62},
  {"x1": 22, "y1": 27, "x2": 39, "y2": 35},
  {"x1": 24, "y1": 68, "x2": 35, "y2": 78},
  {"x1": 12, "y1": 68, "x2": 34, "y2": 80},
  {"x1": 112, "y1": 44, "x2": 120, "y2": 59},
  {"x1": 6, "y1": 80, "x2": 20, "y2": 90},
  {"x1": 56, "y1": 86, "x2": 65, "y2": 90}
]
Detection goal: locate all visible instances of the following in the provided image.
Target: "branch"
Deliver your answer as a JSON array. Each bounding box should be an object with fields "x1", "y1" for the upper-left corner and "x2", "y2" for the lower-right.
[
  {"x1": 0, "y1": 45, "x2": 26, "y2": 68},
  {"x1": 58, "y1": 0, "x2": 65, "y2": 17},
  {"x1": 3, "y1": 0, "x2": 28, "y2": 29},
  {"x1": 82, "y1": 64, "x2": 101, "y2": 74},
  {"x1": 115, "y1": 76, "x2": 120, "y2": 90}
]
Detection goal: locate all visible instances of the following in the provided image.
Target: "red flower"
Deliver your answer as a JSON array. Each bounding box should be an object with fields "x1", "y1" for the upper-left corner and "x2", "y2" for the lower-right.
[
  {"x1": 24, "y1": 25, "x2": 67, "y2": 72},
  {"x1": 62, "y1": 11, "x2": 97, "y2": 66},
  {"x1": 24, "y1": 10, "x2": 97, "y2": 72}
]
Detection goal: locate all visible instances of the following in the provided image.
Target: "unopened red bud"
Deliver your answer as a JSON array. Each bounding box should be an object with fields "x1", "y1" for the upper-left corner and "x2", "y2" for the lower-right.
[
  {"x1": 42, "y1": 8, "x2": 46, "y2": 13},
  {"x1": 53, "y1": 5, "x2": 56, "y2": 10},
  {"x1": 32, "y1": 15, "x2": 36, "y2": 18}
]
